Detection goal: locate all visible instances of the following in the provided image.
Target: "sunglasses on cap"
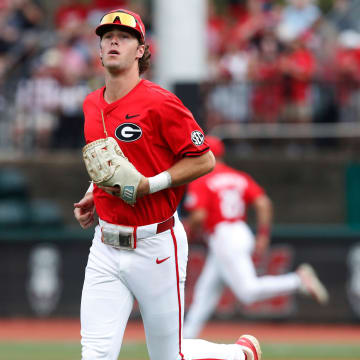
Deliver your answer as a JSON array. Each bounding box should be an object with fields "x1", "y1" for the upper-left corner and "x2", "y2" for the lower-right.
[{"x1": 96, "y1": 11, "x2": 145, "y2": 42}]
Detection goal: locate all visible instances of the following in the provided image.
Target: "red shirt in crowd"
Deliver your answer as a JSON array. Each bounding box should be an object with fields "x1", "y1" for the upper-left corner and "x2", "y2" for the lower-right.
[
  {"x1": 281, "y1": 47, "x2": 315, "y2": 104},
  {"x1": 250, "y1": 58, "x2": 284, "y2": 121},
  {"x1": 334, "y1": 47, "x2": 360, "y2": 105},
  {"x1": 55, "y1": 3, "x2": 88, "y2": 29}
]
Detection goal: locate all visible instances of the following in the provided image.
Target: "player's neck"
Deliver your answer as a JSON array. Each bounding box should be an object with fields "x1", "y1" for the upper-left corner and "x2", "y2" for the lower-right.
[{"x1": 104, "y1": 69, "x2": 141, "y2": 104}]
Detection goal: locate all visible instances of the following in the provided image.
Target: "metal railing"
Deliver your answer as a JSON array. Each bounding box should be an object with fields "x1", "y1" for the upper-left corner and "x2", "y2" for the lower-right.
[
  {"x1": 210, "y1": 122, "x2": 360, "y2": 139},
  {"x1": 201, "y1": 80, "x2": 360, "y2": 145}
]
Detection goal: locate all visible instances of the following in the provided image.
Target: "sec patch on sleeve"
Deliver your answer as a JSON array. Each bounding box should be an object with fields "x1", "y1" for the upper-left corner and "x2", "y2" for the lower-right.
[{"x1": 191, "y1": 130, "x2": 205, "y2": 146}]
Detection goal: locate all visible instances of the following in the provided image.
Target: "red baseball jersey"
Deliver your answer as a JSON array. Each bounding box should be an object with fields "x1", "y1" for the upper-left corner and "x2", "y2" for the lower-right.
[
  {"x1": 83, "y1": 79, "x2": 209, "y2": 226},
  {"x1": 184, "y1": 162, "x2": 264, "y2": 233}
]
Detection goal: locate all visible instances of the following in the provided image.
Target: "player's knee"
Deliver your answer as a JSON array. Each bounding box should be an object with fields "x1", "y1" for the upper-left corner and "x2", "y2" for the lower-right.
[
  {"x1": 238, "y1": 293, "x2": 256, "y2": 305},
  {"x1": 236, "y1": 283, "x2": 260, "y2": 305}
]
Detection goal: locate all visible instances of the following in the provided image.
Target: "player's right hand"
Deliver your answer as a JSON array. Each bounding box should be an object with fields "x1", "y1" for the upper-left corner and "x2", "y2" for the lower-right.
[
  {"x1": 74, "y1": 192, "x2": 96, "y2": 229},
  {"x1": 254, "y1": 233, "x2": 270, "y2": 257}
]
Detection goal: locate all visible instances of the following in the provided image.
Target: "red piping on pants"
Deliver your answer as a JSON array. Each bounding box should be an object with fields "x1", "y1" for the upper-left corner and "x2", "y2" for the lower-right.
[
  {"x1": 133, "y1": 225, "x2": 137, "y2": 249},
  {"x1": 171, "y1": 227, "x2": 185, "y2": 360}
]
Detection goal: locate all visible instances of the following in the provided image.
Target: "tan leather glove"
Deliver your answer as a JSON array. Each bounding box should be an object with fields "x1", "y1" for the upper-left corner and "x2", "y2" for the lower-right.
[{"x1": 82, "y1": 137, "x2": 143, "y2": 205}]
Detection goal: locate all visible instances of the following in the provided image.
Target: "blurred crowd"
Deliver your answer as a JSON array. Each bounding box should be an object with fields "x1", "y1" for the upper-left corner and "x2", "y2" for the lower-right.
[
  {"x1": 0, "y1": 0, "x2": 360, "y2": 153},
  {"x1": 205, "y1": 0, "x2": 360, "y2": 131},
  {"x1": 0, "y1": 0, "x2": 152, "y2": 153}
]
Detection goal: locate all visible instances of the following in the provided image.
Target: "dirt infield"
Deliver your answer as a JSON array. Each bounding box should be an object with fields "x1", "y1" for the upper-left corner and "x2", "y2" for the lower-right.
[{"x1": 0, "y1": 319, "x2": 359, "y2": 344}]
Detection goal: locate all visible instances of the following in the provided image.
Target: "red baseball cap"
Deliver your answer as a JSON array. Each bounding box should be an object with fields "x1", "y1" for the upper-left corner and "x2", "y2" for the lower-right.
[
  {"x1": 206, "y1": 136, "x2": 225, "y2": 157},
  {"x1": 95, "y1": 9, "x2": 145, "y2": 43}
]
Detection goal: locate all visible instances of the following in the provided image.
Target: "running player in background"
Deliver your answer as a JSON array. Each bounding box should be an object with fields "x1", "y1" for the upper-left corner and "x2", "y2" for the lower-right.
[
  {"x1": 183, "y1": 136, "x2": 329, "y2": 339},
  {"x1": 74, "y1": 8, "x2": 261, "y2": 360}
]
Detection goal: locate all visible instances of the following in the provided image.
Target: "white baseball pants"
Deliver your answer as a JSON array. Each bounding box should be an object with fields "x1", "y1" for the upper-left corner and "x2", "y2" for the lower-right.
[
  {"x1": 80, "y1": 214, "x2": 247, "y2": 360},
  {"x1": 184, "y1": 221, "x2": 301, "y2": 338}
]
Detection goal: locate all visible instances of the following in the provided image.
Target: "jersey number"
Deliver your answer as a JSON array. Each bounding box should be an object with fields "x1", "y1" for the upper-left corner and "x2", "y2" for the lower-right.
[{"x1": 219, "y1": 188, "x2": 245, "y2": 219}]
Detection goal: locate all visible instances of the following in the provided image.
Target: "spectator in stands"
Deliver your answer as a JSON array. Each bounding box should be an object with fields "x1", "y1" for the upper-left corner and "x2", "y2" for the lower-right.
[
  {"x1": 327, "y1": 0, "x2": 360, "y2": 33},
  {"x1": 205, "y1": 36, "x2": 251, "y2": 130},
  {"x1": 277, "y1": 30, "x2": 316, "y2": 123},
  {"x1": 207, "y1": 0, "x2": 228, "y2": 57},
  {"x1": 332, "y1": 30, "x2": 360, "y2": 123},
  {"x1": 54, "y1": 0, "x2": 88, "y2": 31},
  {"x1": 0, "y1": 5, "x2": 17, "y2": 79},
  {"x1": 55, "y1": 35, "x2": 91, "y2": 80},
  {"x1": 13, "y1": 59, "x2": 60, "y2": 152},
  {"x1": 9, "y1": 0, "x2": 43, "y2": 31},
  {"x1": 0, "y1": 0, "x2": 44, "y2": 80},
  {"x1": 54, "y1": 66, "x2": 91, "y2": 149},
  {"x1": 232, "y1": 0, "x2": 267, "y2": 46},
  {"x1": 206, "y1": 0, "x2": 281, "y2": 128},
  {"x1": 231, "y1": 0, "x2": 279, "y2": 47},
  {"x1": 277, "y1": 0, "x2": 322, "y2": 42},
  {"x1": 205, "y1": 79, "x2": 251, "y2": 131},
  {"x1": 217, "y1": 40, "x2": 250, "y2": 81},
  {"x1": 248, "y1": 32, "x2": 284, "y2": 123}
]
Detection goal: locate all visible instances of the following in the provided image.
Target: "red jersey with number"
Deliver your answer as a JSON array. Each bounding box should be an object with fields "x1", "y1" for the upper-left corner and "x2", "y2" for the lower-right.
[
  {"x1": 83, "y1": 79, "x2": 209, "y2": 226},
  {"x1": 184, "y1": 162, "x2": 264, "y2": 233}
]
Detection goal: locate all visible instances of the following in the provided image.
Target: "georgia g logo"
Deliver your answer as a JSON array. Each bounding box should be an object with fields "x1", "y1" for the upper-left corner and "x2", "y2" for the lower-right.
[
  {"x1": 115, "y1": 123, "x2": 142, "y2": 142},
  {"x1": 191, "y1": 130, "x2": 204, "y2": 146}
]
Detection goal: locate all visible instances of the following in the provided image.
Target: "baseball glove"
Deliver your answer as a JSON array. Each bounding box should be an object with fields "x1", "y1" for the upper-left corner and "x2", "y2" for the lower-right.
[{"x1": 82, "y1": 137, "x2": 143, "y2": 205}]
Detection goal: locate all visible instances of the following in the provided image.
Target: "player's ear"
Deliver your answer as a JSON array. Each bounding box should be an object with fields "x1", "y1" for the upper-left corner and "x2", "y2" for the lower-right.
[
  {"x1": 99, "y1": 45, "x2": 104, "y2": 66},
  {"x1": 99, "y1": 51, "x2": 104, "y2": 66},
  {"x1": 99, "y1": 40, "x2": 104, "y2": 56},
  {"x1": 136, "y1": 44, "x2": 145, "y2": 59}
]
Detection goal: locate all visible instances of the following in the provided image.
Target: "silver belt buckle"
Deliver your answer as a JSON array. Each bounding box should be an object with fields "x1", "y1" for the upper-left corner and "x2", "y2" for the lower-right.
[{"x1": 101, "y1": 226, "x2": 135, "y2": 250}]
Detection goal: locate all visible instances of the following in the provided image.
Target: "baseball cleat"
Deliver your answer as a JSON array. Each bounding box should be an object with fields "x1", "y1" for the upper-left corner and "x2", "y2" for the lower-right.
[
  {"x1": 297, "y1": 263, "x2": 329, "y2": 305},
  {"x1": 236, "y1": 334, "x2": 261, "y2": 360}
]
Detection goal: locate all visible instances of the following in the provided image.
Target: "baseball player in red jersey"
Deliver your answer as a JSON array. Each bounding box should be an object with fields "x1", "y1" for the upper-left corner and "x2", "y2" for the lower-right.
[
  {"x1": 183, "y1": 136, "x2": 329, "y2": 339},
  {"x1": 73, "y1": 9, "x2": 261, "y2": 360}
]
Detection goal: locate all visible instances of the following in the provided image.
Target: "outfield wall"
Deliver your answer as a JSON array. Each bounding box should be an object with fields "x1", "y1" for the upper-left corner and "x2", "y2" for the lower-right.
[{"x1": 0, "y1": 225, "x2": 360, "y2": 322}]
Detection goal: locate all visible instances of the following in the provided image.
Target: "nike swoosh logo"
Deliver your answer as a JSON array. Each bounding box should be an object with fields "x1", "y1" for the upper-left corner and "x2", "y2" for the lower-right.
[
  {"x1": 125, "y1": 114, "x2": 140, "y2": 119},
  {"x1": 156, "y1": 256, "x2": 170, "y2": 264}
]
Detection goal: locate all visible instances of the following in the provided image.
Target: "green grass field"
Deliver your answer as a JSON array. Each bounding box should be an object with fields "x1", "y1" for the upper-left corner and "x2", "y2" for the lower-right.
[{"x1": 1, "y1": 341, "x2": 360, "y2": 360}]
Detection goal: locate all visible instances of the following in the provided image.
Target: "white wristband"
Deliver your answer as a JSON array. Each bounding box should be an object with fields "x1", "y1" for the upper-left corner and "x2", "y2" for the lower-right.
[
  {"x1": 148, "y1": 171, "x2": 172, "y2": 194},
  {"x1": 86, "y1": 182, "x2": 94, "y2": 194}
]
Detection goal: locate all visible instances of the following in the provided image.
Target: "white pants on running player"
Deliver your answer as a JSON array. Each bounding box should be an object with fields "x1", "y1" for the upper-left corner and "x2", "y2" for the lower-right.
[
  {"x1": 81, "y1": 213, "x2": 247, "y2": 360},
  {"x1": 184, "y1": 221, "x2": 301, "y2": 339}
]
